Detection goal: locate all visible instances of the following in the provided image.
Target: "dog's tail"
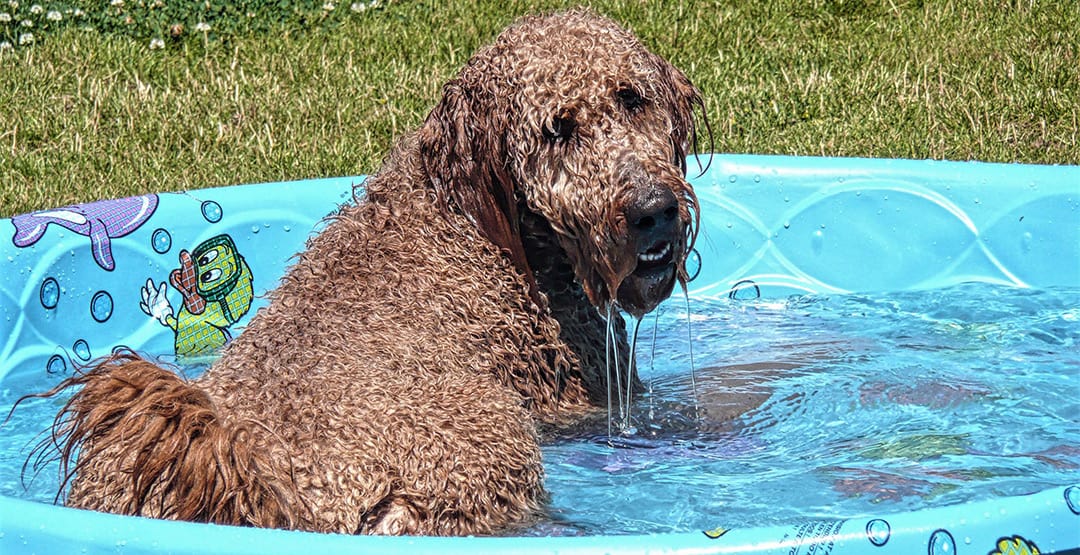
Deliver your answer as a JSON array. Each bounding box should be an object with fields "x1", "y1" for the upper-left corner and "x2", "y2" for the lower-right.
[{"x1": 24, "y1": 352, "x2": 304, "y2": 529}]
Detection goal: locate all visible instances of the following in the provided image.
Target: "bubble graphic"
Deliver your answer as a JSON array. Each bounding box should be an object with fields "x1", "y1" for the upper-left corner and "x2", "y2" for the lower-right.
[
  {"x1": 90, "y1": 291, "x2": 114, "y2": 323},
  {"x1": 728, "y1": 279, "x2": 761, "y2": 301},
  {"x1": 40, "y1": 277, "x2": 59, "y2": 309},
  {"x1": 46, "y1": 354, "x2": 67, "y2": 376},
  {"x1": 151, "y1": 228, "x2": 172, "y2": 254},
  {"x1": 1065, "y1": 485, "x2": 1080, "y2": 515},
  {"x1": 201, "y1": 201, "x2": 223, "y2": 223},
  {"x1": 929, "y1": 529, "x2": 956, "y2": 555},
  {"x1": 865, "y1": 519, "x2": 891, "y2": 547},
  {"x1": 73, "y1": 339, "x2": 91, "y2": 361},
  {"x1": 685, "y1": 248, "x2": 702, "y2": 282}
]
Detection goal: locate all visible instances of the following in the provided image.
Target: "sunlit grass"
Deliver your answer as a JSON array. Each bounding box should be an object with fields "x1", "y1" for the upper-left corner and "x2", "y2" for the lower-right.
[{"x1": 1, "y1": 0, "x2": 1077, "y2": 217}]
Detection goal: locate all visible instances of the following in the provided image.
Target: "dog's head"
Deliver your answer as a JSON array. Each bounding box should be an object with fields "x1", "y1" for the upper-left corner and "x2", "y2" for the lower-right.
[{"x1": 420, "y1": 9, "x2": 706, "y2": 318}]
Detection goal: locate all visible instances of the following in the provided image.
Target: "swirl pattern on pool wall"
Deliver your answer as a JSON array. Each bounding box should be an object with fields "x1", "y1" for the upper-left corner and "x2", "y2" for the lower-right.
[{"x1": 688, "y1": 157, "x2": 1079, "y2": 298}]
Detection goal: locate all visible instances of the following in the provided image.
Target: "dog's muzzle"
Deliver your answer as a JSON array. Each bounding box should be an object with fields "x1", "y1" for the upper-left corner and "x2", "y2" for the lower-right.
[{"x1": 615, "y1": 186, "x2": 682, "y2": 317}]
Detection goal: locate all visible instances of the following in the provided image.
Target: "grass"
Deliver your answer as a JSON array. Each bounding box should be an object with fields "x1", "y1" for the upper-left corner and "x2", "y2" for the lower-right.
[{"x1": 1, "y1": 0, "x2": 1077, "y2": 218}]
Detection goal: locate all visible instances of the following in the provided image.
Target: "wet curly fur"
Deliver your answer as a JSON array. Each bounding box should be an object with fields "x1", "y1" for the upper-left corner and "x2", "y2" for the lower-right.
[{"x1": 30, "y1": 9, "x2": 706, "y2": 535}]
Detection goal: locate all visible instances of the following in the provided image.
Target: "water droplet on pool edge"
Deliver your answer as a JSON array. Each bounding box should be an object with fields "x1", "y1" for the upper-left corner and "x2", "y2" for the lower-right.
[
  {"x1": 811, "y1": 230, "x2": 825, "y2": 254},
  {"x1": 1021, "y1": 232, "x2": 1033, "y2": 252}
]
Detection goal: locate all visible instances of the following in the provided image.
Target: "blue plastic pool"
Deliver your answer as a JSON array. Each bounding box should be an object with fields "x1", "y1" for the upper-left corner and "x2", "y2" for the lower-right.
[{"x1": 2, "y1": 155, "x2": 1078, "y2": 554}]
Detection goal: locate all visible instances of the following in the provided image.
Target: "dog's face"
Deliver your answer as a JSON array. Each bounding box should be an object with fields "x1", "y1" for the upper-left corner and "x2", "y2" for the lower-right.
[{"x1": 421, "y1": 10, "x2": 704, "y2": 318}]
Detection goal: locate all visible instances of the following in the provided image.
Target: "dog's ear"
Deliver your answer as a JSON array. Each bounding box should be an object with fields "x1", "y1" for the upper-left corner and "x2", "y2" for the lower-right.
[
  {"x1": 651, "y1": 54, "x2": 708, "y2": 282},
  {"x1": 418, "y1": 79, "x2": 543, "y2": 308},
  {"x1": 651, "y1": 53, "x2": 713, "y2": 178}
]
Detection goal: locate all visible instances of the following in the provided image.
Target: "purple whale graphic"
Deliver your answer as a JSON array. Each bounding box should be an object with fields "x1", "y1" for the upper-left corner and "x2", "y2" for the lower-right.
[{"x1": 11, "y1": 194, "x2": 159, "y2": 271}]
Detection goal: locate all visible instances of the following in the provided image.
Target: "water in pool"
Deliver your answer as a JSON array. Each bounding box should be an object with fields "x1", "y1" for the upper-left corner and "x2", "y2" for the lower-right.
[{"x1": 2, "y1": 283, "x2": 1078, "y2": 535}]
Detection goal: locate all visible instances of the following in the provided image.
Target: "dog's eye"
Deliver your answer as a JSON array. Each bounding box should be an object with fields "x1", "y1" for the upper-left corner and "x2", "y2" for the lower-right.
[
  {"x1": 543, "y1": 113, "x2": 577, "y2": 143},
  {"x1": 617, "y1": 87, "x2": 644, "y2": 111}
]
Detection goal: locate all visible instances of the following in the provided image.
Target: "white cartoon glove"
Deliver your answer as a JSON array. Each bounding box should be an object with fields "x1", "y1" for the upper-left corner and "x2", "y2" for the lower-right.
[{"x1": 139, "y1": 278, "x2": 174, "y2": 326}]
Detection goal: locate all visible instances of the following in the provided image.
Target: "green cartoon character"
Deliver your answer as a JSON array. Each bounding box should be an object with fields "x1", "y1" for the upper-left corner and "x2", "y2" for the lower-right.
[{"x1": 140, "y1": 234, "x2": 254, "y2": 359}]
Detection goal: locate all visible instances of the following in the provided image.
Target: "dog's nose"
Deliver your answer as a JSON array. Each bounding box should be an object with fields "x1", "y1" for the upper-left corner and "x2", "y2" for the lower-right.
[{"x1": 626, "y1": 188, "x2": 679, "y2": 242}]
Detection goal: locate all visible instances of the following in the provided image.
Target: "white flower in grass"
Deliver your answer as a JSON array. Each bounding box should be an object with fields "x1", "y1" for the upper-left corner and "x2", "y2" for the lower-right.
[
  {"x1": 29, "y1": 3, "x2": 40, "y2": 14},
  {"x1": 73, "y1": 8, "x2": 85, "y2": 17},
  {"x1": 46, "y1": 10, "x2": 60, "y2": 21},
  {"x1": 109, "y1": 0, "x2": 123, "y2": 6},
  {"x1": 0, "y1": 13, "x2": 11, "y2": 22},
  {"x1": 20, "y1": 18, "x2": 30, "y2": 26},
  {"x1": 149, "y1": 38, "x2": 164, "y2": 50},
  {"x1": 0, "y1": 40, "x2": 12, "y2": 51},
  {"x1": 194, "y1": 21, "x2": 210, "y2": 32},
  {"x1": 350, "y1": 2, "x2": 365, "y2": 12},
  {"x1": 6, "y1": 1, "x2": 16, "y2": 10},
  {"x1": 323, "y1": 1, "x2": 334, "y2": 11},
  {"x1": 17, "y1": 31, "x2": 32, "y2": 45}
]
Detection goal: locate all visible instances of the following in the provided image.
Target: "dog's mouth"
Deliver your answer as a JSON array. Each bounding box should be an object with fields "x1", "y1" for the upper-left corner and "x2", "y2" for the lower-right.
[
  {"x1": 615, "y1": 238, "x2": 680, "y2": 317},
  {"x1": 635, "y1": 240, "x2": 674, "y2": 272}
]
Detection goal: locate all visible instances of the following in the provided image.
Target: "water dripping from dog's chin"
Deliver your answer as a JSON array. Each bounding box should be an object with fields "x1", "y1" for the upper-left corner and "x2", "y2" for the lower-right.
[{"x1": 599, "y1": 284, "x2": 703, "y2": 448}]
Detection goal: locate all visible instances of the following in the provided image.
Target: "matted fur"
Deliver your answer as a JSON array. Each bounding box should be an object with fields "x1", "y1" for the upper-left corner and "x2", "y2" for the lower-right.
[{"x1": 28, "y1": 8, "x2": 707, "y2": 535}]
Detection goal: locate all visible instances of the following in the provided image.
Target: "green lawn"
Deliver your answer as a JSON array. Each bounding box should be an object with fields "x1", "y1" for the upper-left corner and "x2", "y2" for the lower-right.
[{"x1": 1, "y1": 0, "x2": 1077, "y2": 218}]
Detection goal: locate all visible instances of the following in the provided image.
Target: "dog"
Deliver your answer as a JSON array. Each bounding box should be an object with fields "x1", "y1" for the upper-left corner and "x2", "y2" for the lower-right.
[{"x1": 33, "y1": 8, "x2": 707, "y2": 536}]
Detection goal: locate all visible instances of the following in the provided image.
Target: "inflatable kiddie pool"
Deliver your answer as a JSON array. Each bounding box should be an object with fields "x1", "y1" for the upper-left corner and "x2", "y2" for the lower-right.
[{"x1": 1, "y1": 154, "x2": 1078, "y2": 554}]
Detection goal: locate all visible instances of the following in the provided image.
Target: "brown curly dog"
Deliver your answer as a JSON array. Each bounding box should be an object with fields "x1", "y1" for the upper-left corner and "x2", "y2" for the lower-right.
[{"x1": 35, "y1": 8, "x2": 705, "y2": 535}]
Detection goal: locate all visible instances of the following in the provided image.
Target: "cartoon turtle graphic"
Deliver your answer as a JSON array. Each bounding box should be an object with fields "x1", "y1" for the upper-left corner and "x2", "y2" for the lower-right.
[{"x1": 140, "y1": 234, "x2": 254, "y2": 359}]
